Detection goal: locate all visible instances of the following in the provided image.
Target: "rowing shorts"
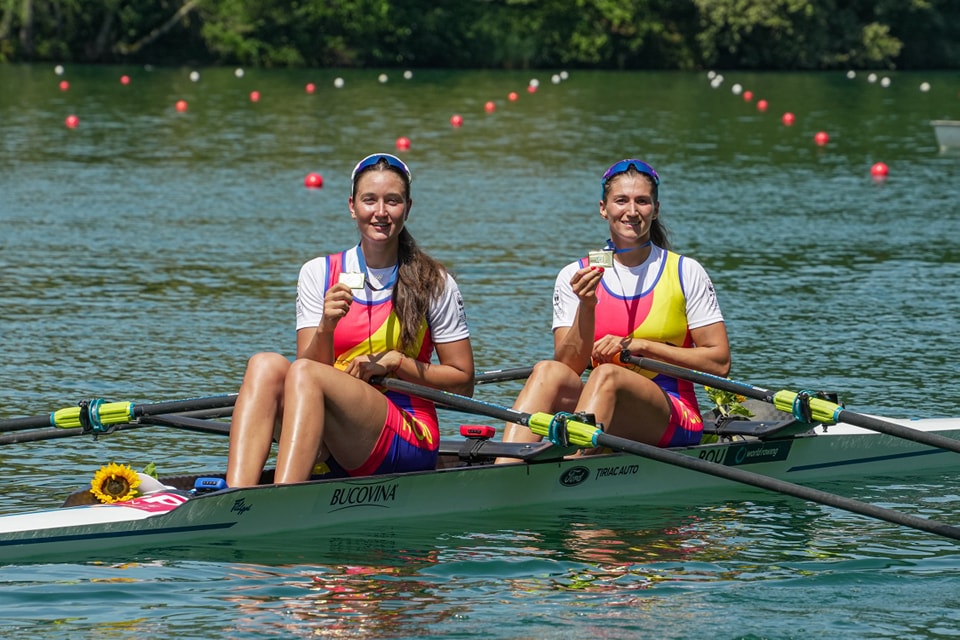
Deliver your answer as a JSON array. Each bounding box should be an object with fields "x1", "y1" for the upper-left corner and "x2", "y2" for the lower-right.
[
  {"x1": 657, "y1": 393, "x2": 704, "y2": 447},
  {"x1": 314, "y1": 400, "x2": 438, "y2": 478}
]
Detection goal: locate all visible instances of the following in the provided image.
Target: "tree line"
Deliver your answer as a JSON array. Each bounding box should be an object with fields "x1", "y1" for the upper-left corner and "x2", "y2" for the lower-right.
[{"x1": 1, "y1": 0, "x2": 958, "y2": 69}]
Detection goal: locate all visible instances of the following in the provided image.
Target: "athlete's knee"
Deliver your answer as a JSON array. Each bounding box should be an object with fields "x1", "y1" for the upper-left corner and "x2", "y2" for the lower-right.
[
  {"x1": 530, "y1": 359, "x2": 580, "y2": 386},
  {"x1": 245, "y1": 352, "x2": 290, "y2": 385},
  {"x1": 585, "y1": 362, "x2": 626, "y2": 387},
  {"x1": 285, "y1": 357, "x2": 337, "y2": 390}
]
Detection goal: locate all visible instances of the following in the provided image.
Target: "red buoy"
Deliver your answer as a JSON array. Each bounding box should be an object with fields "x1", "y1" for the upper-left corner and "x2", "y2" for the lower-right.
[
  {"x1": 781, "y1": 112, "x2": 796, "y2": 126},
  {"x1": 120, "y1": 75, "x2": 130, "y2": 85},
  {"x1": 484, "y1": 101, "x2": 496, "y2": 113},
  {"x1": 305, "y1": 83, "x2": 316, "y2": 94},
  {"x1": 64, "y1": 114, "x2": 79, "y2": 129},
  {"x1": 304, "y1": 172, "x2": 324, "y2": 189},
  {"x1": 743, "y1": 90, "x2": 753, "y2": 101},
  {"x1": 250, "y1": 91, "x2": 260, "y2": 102},
  {"x1": 450, "y1": 114, "x2": 463, "y2": 128},
  {"x1": 59, "y1": 80, "x2": 69, "y2": 91},
  {"x1": 870, "y1": 162, "x2": 889, "y2": 178},
  {"x1": 814, "y1": 131, "x2": 829, "y2": 146},
  {"x1": 175, "y1": 100, "x2": 188, "y2": 113},
  {"x1": 756, "y1": 99, "x2": 768, "y2": 112},
  {"x1": 526, "y1": 85, "x2": 537, "y2": 94},
  {"x1": 507, "y1": 92, "x2": 518, "y2": 102},
  {"x1": 395, "y1": 136, "x2": 411, "y2": 151}
]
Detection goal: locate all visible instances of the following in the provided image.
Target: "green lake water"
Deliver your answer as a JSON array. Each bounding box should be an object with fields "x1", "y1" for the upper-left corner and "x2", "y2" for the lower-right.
[{"x1": 0, "y1": 64, "x2": 959, "y2": 638}]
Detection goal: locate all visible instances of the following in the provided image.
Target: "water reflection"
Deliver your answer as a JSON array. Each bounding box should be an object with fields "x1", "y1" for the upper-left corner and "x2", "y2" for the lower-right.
[{"x1": 166, "y1": 493, "x2": 960, "y2": 636}]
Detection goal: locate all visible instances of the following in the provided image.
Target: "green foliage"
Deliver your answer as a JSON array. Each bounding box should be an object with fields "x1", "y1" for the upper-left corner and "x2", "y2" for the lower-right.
[
  {"x1": 0, "y1": 0, "x2": 957, "y2": 68},
  {"x1": 704, "y1": 387, "x2": 754, "y2": 419}
]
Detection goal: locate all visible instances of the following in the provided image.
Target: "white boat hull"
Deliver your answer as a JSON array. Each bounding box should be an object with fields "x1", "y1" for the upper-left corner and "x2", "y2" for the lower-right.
[
  {"x1": 932, "y1": 119, "x2": 960, "y2": 151},
  {"x1": 1, "y1": 416, "x2": 959, "y2": 562}
]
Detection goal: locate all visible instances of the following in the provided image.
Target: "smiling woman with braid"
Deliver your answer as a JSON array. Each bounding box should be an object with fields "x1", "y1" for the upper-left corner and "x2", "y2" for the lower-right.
[{"x1": 227, "y1": 153, "x2": 474, "y2": 486}]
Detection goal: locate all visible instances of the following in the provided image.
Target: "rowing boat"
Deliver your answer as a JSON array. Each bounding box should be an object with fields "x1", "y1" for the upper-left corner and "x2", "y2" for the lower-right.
[
  {"x1": 2, "y1": 411, "x2": 959, "y2": 563},
  {"x1": 931, "y1": 119, "x2": 960, "y2": 151}
]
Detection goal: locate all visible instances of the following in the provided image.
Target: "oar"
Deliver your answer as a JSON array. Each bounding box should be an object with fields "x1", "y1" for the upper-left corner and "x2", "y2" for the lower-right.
[
  {"x1": 0, "y1": 366, "x2": 528, "y2": 443},
  {"x1": 475, "y1": 366, "x2": 534, "y2": 384},
  {"x1": 0, "y1": 410, "x2": 234, "y2": 445},
  {"x1": 0, "y1": 365, "x2": 527, "y2": 434},
  {"x1": 617, "y1": 351, "x2": 960, "y2": 455},
  {"x1": 0, "y1": 394, "x2": 237, "y2": 434},
  {"x1": 370, "y1": 375, "x2": 960, "y2": 542}
]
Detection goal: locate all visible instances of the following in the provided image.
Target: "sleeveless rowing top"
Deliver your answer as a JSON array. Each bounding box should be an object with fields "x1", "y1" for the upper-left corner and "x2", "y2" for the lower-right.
[
  {"x1": 585, "y1": 249, "x2": 701, "y2": 417},
  {"x1": 325, "y1": 250, "x2": 438, "y2": 450}
]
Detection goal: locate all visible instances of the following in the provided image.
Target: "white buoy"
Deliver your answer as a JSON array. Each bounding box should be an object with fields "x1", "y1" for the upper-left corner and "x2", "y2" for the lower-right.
[
  {"x1": 334, "y1": 77, "x2": 345, "y2": 88},
  {"x1": 731, "y1": 83, "x2": 743, "y2": 95},
  {"x1": 846, "y1": 70, "x2": 856, "y2": 79},
  {"x1": 189, "y1": 70, "x2": 200, "y2": 82},
  {"x1": 403, "y1": 70, "x2": 413, "y2": 80},
  {"x1": 560, "y1": 70, "x2": 569, "y2": 80},
  {"x1": 920, "y1": 82, "x2": 931, "y2": 92},
  {"x1": 54, "y1": 65, "x2": 64, "y2": 76},
  {"x1": 880, "y1": 76, "x2": 891, "y2": 88},
  {"x1": 529, "y1": 78, "x2": 540, "y2": 88},
  {"x1": 378, "y1": 73, "x2": 388, "y2": 83},
  {"x1": 867, "y1": 73, "x2": 877, "y2": 83},
  {"x1": 235, "y1": 68, "x2": 245, "y2": 78}
]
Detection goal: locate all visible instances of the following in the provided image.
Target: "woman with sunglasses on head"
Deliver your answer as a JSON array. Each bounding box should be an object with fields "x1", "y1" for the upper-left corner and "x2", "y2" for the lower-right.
[
  {"x1": 226, "y1": 153, "x2": 474, "y2": 486},
  {"x1": 499, "y1": 159, "x2": 729, "y2": 456}
]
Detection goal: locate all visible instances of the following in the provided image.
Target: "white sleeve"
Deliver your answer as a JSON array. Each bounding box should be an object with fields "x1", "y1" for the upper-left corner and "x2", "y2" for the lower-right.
[
  {"x1": 551, "y1": 261, "x2": 582, "y2": 331},
  {"x1": 427, "y1": 272, "x2": 470, "y2": 343},
  {"x1": 295, "y1": 257, "x2": 329, "y2": 331},
  {"x1": 681, "y1": 257, "x2": 724, "y2": 329}
]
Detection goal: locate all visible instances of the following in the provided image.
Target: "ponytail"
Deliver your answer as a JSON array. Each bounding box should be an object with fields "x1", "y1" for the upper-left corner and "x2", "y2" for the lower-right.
[{"x1": 395, "y1": 228, "x2": 446, "y2": 350}]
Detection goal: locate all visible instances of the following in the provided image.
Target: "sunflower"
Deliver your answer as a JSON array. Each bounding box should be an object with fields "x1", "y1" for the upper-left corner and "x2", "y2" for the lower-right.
[{"x1": 90, "y1": 462, "x2": 141, "y2": 504}]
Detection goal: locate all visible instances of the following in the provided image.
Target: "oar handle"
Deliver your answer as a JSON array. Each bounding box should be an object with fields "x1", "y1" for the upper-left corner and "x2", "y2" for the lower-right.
[
  {"x1": 372, "y1": 376, "x2": 602, "y2": 446},
  {"x1": 619, "y1": 352, "x2": 841, "y2": 421},
  {"x1": 620, "y1": 351, "x2": 845, "y2": 422},
  {"x1": 618, "y1": 351, "x2": 774, "y2": 403},
  {"x1": 372, "y1": 376, "x2": 528, "y2": 424},
  {"x1": 475, "y1": 366, "x2": 534, "y2": 384}
]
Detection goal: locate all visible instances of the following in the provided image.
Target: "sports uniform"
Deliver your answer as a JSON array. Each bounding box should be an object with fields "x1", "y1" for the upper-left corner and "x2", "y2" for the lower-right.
[
  {"x1": 552, "y1": 244, "x2": 723, "y2": 446},
  {"x1": 295, "y1": 244, "x2": 469, "y2": 475}
]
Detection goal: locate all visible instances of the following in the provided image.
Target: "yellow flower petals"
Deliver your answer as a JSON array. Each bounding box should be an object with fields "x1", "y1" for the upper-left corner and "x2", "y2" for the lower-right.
[{"x1": 90, "y1": 463, "x2": 141, "y2": 504}]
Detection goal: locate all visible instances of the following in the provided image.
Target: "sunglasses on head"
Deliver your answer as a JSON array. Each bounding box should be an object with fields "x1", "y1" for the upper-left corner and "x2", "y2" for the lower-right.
[
  {"x1": 351, "y1": 153, "x2": 412, "y2": 184},
  {"x1": 600, "y1": 159, "x2": 659, "y2": 197}
]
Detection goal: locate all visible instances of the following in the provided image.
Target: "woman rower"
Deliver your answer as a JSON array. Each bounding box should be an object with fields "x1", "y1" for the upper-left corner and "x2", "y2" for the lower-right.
[
  {"x1": 499, "y1": 158, "x2": 730, "y2": 456},
  {"x1": 226, "y1": 153, "x2": 474, "y2": 486}
]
